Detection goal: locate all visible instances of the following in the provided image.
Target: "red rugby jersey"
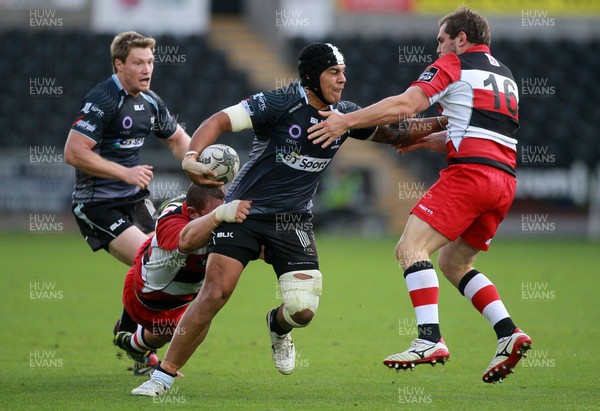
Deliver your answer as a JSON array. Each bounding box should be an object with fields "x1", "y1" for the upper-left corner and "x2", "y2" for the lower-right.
[
  {"x1": 412, "y1": 44, "x2": 519, "y2": 170},
  {"x1": 132, "y1": 201, "x2": 209, "y2": 310}
]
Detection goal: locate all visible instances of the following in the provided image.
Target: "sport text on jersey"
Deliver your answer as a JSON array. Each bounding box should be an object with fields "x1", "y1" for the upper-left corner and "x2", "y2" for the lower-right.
[{"x1": 279, "y1": 152, "x2": 331, "y2": 172}]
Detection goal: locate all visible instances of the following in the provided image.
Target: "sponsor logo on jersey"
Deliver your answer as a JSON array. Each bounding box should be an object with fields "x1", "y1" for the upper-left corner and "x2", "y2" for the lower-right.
[
  {"x1": 82, "y1": 102, "x2": 104, "y2": 117},
  {"x1": 242, "y1": 99, "x2": 254, "y2": 116},
  {"x1": 73, "y1": 117, "x2": 97, "y2": 133},
  {"x1": 485, "y1": 53, "x2": 500, "y2": 67},
  {"x1": 281, "y1": 153, "x2": 331, "y2": 172},
  {"x1": 122, "y1": 115, "x2": 133, "y2": 130},
  {"x1": 288, "y1": 124, "x2": 302, "y2": 139},
  {"x1": 113, "y1": 137, "x2": 144, "y2": 149},
  {"x1": 417, "y1": 67, "x2": 439, "y2": 83},
  {"x1": 134, "y1": 104, "x2": 145, "y2": 111},
  {"x1": 309, "y1": 117, "x2": 319, "y2": 125},
  {"x1": 252, "y1": 92, "x2": 267, "y2": 112},
  {"x1": 329, "y1": 137, "x2": 342, "y2": 150},
  {"x1": 288, "y1": 102, "x2": 303, "y2": 114}
]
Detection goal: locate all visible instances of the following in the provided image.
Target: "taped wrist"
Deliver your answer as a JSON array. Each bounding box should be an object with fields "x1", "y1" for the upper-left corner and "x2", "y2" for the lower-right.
[
  {"x1": 212, "y1": 200, "x2": 241, "y2": 223},
  {"x1": 185, "y1": 150, "x2": 199, "y2": 159},
  {"x1": 182, "y1": 156, "x2": 207, "y2": 175}
]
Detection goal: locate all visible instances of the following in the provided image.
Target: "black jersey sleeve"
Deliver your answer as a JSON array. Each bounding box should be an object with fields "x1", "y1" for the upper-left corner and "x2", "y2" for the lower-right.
[
  {"x1": 242, "y1": 85, "x2": 300, "y2": 131},
  {"x1": 335, "y1": 100, "x2": 377, "y2": 141},
  {"x1": 146, "y1": 90, "x2": 179, "y2": 139},
  {"x1": 70, "y1": 83, "x2": 114, "y2": 143}
]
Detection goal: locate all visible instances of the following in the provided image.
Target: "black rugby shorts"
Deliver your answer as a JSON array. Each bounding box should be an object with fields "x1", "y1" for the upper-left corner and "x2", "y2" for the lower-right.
[
  {"x1": 72, "y1": 190, "x2": 156, "y2": 251},
  {"x1": 211, "y1": 215, "x2": 319, "y2": 276}
]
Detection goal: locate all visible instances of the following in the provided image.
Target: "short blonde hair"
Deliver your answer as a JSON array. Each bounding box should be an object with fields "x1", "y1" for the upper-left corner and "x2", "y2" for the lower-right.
[{"x1": 110, "y1": 31, "x2": 156, "y2": 73}]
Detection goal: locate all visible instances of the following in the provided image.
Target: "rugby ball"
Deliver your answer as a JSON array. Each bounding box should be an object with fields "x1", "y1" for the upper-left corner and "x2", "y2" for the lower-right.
[{"x1": 198, "y1": 144, "x2": 240, "y2": 184}]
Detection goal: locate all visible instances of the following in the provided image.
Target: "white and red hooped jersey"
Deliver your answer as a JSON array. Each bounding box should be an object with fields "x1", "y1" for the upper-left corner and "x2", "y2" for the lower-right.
[
  {"x1": 132, "y1": 201, "x2": 209, "y2": 311},
  {"x1": 412, "y1": 44, "x2": 519, "y2": 171}
]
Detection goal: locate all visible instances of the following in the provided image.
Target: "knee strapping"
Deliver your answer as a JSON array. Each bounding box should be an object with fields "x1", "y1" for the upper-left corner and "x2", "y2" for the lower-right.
[{"x1": 279, "y1": 270, "x2": 322, "y2": 327}]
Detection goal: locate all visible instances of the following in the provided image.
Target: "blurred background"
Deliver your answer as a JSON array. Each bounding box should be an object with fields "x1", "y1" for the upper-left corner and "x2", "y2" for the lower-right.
[{"x1": 1, "y1": 0, "x2": 599, "y2": 239}]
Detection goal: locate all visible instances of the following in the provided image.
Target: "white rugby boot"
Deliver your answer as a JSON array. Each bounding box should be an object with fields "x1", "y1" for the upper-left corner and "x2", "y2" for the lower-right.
[
  {"x1": 482, "y1": 328, "x2": 532, "y2": 383},
  {"x1": 266, "y1": 311, "x2": 296, "y2": 375},
  {"x1": 384, "y1": 338, "x2": 450, "y2": 371}
]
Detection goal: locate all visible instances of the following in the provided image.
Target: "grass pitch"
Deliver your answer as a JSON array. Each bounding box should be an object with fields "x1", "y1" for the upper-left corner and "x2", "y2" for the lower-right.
[{"x1": 1, "y1": 232, "x2": 599, "y2": 410}]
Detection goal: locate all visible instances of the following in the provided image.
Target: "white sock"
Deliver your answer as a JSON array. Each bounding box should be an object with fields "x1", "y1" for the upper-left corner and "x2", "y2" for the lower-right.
[
  {"x1": 152, "y1": 369, "x2": 174, "y2": 389},
  {"x1": 131, "y1": 325, "x2": 151, "y2": 353}
]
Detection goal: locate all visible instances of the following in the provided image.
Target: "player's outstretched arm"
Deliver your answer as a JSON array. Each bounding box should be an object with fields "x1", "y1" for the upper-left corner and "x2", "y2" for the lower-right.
[
  {"x1": 395, "y1": 131, "x2": 448, "y2": 155},
  {"x1": 368, "y1": 116, "x2": 448, "y2": 146},
  {"x1": 178, "y1": 200, "x2": 252, "y2": 253},
  {"x1": 308, "y1": 86, "x2": 431, "y2": 148}
]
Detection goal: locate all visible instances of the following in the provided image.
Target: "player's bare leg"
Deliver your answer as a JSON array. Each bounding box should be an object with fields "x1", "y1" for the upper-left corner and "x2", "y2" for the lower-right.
[
  {"x1": 395, "y1": 215, "x2": 449, "y2": 271},
  {"x1": 164, "y1": 253, "x2": 243, "y2": 370},
  {"x1": 385, "y1": 215, "x2": 451, "y2": 371},
  {"x1": 131, "y1": 253, "x2": 243, "y2": 396},
  {"x1": 439, "y1": 238, "x2": 532, "y2": 383},
  {"x1": 108, "y1": 226, "x2": 153, "y2": 266}
]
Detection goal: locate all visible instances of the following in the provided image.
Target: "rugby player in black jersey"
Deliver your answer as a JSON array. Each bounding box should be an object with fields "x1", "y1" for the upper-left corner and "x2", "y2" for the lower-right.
[
  {"x1": 64, "y1": 31, "x2": 192, "y2": 375},
  {"x1": 65, "y1": 31, "x2": 191, "y2": 267},
  {"x1": 132, "y1": 43, "x2": 446, "y2": 396}
]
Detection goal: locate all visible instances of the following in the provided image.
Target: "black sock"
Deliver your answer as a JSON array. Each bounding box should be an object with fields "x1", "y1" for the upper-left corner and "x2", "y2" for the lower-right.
[
  {"x1": 418, "y1": 323, "x2": 441, "y2": 343},
  {"x1": 119, "y1": 308, "x2": 138, "y2": 333},
  {"x1": 268, "y1": 308, "x2": 290, "y2": 336},
  {"x1": 156, "y1": 364, "x2": 177, "y2": 378},
  {"x1": 494, "y1": 318, "x2": 517, "y2": 339}
]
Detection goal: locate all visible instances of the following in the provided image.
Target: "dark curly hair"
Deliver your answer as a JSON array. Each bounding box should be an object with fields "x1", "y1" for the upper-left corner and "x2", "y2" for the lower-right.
[{"x1": 439, "y1": 7, "x2": 491, "y2": 46}]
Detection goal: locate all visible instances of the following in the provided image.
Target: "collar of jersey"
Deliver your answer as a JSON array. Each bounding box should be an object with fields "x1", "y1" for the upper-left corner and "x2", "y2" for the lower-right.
[
  {"x1": 111, "y1": 74, "x2": 141, "y2": 98},
  {"x1": 296, "y1": 83, "x2": 309, "y2": 104},
  {"x1": 463, "y1": 44, "x2": 491, "y2": 54},
  {"x1": 111, "y1": 74, "x2": 125, "y2": 92},
  {"x1": 296, "y1": 82, "x2": 335, "y2": 111},
  {"x1": 181, "y1": 200, "x2": 190, "y2": 219}
]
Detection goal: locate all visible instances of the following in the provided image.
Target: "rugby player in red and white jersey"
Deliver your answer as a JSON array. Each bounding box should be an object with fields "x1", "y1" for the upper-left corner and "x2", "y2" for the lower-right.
[
  {"x1": 309, "y1": 7, "x2": 532, "y2": 384},
  {"x1": 113, "y1": 184, "x2": 251, "y2": 374}
]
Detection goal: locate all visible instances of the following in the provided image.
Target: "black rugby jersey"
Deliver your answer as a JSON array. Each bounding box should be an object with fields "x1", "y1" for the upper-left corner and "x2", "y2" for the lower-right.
[
  {"x1": 70, "y1": 74, "x2": 178, "y2": 203},
  {"x1": 226, "y1": 83, "x2": 375, "y2": 216}
]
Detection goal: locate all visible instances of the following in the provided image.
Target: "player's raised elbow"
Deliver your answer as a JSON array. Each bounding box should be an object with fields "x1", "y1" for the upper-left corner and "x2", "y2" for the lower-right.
[
  {"x1": 63, "y1": 141, "x2": 78, "y2": 167},
  {"x1": 64, "y1": 131, "x2": 90, "y2": 168}
]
